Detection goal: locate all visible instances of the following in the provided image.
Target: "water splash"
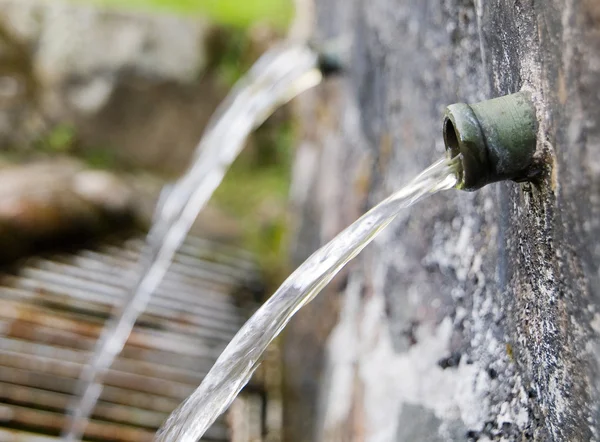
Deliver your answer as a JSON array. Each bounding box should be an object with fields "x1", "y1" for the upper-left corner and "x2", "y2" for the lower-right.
[
  {"x1": 156, "y1": 156, "x2": 460, "y2": 442},
  {"x1": 62, "y1": 43, "x2": 323, "y2": 441}
]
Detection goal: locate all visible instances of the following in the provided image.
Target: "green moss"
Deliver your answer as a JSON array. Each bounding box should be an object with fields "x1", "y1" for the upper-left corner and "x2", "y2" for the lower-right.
[
  {"x1": 32, "y1": 122, "x2": 124, "y2": 170},
  {"x1": 45, "y1": 124, "x2": 76, "y2": 153},
  {"x1": 72, "y1": 0, "x2": 294, "y2": 29},
  {"x1": 33, "y1": 124, "x2": 77, "y2": 154},
  {"x1": 80, "y1": 147, "x2": 119, "y2": 169},
  {"x1": 206, "y1": 28, "x2": 254, "y2": 87}
]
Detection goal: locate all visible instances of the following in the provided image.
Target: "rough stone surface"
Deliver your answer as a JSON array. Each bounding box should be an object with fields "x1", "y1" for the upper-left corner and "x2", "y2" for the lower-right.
[{"x1": 285, "y1": 0, "x2": 600, "y2": 440}]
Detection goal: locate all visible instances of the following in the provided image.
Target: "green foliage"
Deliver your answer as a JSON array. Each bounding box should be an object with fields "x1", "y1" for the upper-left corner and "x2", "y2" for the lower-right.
[
  {"x1": 206, "y1": 28, "x2": 254, "y2": 87},
  {"x1": 34, "y1": 124, "x2": 121, "y2": 170},
  {"x1": 72, "y1": 0, "x2": 294, "y2": 29},
  {"x1": 36, "y1": 124, "x2": 76, "y2": 153}
]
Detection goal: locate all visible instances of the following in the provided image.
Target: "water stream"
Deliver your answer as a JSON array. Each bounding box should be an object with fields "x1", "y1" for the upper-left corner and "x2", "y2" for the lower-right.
[
  {"x1": 156, "y1": 156, "x2": 460, "y2": 441},
  {"x1": 62, "y1": 43, "x2": 323, "y2": 441}
]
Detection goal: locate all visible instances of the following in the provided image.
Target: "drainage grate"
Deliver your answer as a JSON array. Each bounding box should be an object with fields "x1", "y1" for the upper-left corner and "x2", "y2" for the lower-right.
[{"x1": 0, "y1": 235, "x2": 264, "y2": 441}]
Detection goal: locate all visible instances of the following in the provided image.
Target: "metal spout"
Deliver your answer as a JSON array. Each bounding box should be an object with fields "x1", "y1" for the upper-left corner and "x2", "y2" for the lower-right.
[
  {"x1": 443, "y1": 91, "x2": 538, "y2": 191},
  {"x1": 317, "y1": 51, "x2": 344, "y2": 77}
]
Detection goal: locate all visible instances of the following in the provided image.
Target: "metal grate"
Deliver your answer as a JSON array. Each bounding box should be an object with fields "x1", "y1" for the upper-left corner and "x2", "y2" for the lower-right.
[{"x1": 0, "y1": 235, "x2": 264, "y2": 441}]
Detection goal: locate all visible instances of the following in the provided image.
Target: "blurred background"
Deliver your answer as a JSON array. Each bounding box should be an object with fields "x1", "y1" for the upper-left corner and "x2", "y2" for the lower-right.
[
  {"x1": 0, "y1": 0, "x2": 297, "y2": 275},
  {"x1": 0, "y1": 0, "x2": 302, "y2": 440}
]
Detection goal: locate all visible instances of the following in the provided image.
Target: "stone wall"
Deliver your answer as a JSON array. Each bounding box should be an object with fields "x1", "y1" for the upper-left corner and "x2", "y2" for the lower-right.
[{"x1": 285, "y1": 0, "x2": 600, "y2": 440}]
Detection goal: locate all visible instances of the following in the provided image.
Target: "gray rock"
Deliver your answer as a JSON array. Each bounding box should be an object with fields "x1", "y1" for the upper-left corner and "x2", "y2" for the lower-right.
[
  {"x1": 1, "y1": 0, "x2": 209, "y2": 109},
  {"x1": 0, "y1": 0, "x2": 218, "y2": 173}
]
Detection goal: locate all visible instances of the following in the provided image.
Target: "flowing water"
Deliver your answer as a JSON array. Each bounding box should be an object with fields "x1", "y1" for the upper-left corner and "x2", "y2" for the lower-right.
[
  {"x1": 156, "y1": 156, "x2": 461, "y2": 442},
  {"x1": 62, "y1": 43, "x2": 323, "y2": 441}
]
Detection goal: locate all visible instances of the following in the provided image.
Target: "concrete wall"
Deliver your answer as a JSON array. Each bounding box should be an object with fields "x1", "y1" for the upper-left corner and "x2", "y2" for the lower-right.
[{"x1": 285, "y1": 0, "x2": 600, "y2": 440}]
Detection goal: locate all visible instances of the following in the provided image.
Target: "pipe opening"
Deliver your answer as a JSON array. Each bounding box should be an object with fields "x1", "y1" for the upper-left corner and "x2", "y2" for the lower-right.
[
  {"x1": 443, "y1": 117, "x2": 460, "y2": 157},
  {"x1": 317, "y1": 52, "x2": 344, "y2": 77},
  {"x1": 442, "y1": 117, "x2": 464, "y2": 187}
]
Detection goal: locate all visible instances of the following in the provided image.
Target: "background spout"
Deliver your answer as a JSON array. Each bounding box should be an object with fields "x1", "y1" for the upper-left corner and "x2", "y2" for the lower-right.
[{"x1": 317, "y1": 51, "x2": 344, "y2": 77}]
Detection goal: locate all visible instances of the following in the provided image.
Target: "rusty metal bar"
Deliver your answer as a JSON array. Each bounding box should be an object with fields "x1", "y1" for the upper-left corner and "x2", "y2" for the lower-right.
[{"x1": 0, "y1": 234, "x2": 264, "y2": 441}]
